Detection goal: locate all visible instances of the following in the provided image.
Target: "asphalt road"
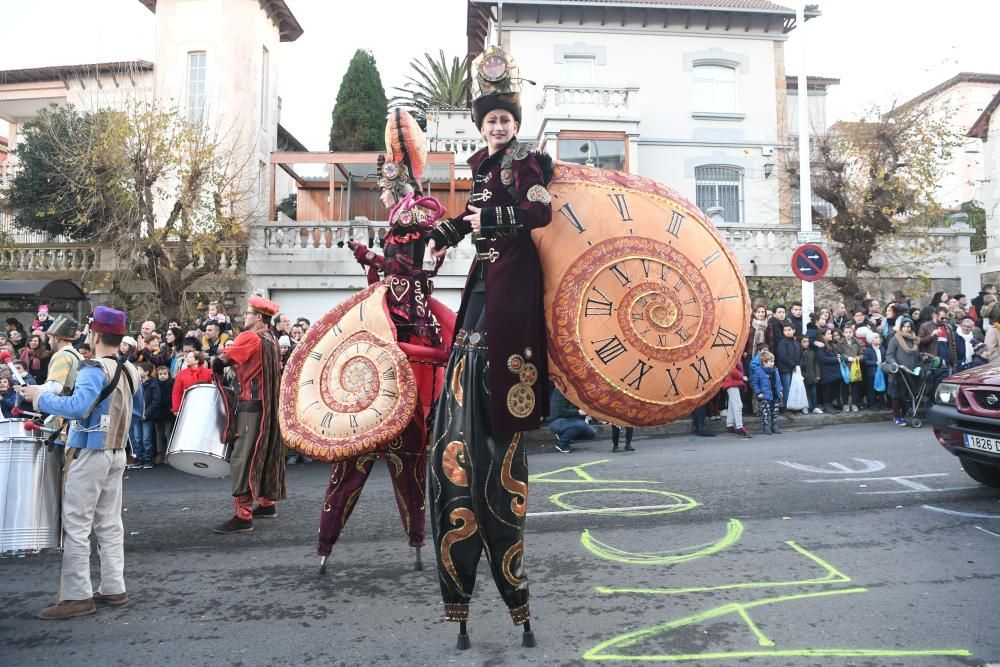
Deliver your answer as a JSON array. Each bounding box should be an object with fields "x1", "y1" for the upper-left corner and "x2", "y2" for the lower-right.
[{"x1": 2, "y1": 420, "x2": 999, "y2": 666}]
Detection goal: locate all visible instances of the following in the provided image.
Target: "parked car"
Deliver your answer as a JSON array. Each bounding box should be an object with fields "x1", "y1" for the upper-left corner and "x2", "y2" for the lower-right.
[{"x1": 929, "y1": 361, "x2": 1000, "y2": 488}]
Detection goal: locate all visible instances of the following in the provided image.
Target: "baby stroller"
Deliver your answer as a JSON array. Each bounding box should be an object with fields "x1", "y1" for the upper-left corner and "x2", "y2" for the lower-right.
[{"x1": 883, "y1": 354, "x2": 938, "y2": 428}]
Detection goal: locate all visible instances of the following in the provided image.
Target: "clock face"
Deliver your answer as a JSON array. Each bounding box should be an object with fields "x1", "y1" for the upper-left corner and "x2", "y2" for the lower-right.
[
  {"x1": 481, "y1": 55, "x2": 508, "y2": 82},
  {"x1": 279, "y1": 284, "x2": 417, "y2": 462},
  {"x1": 532, "y1": 163, "x2": 750, "y2": 426}
]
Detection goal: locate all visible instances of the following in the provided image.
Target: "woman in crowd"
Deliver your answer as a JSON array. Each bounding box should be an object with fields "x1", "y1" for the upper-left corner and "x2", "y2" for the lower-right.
[
  {"x1": 814, "y1": 329, "x2": 841, "y2": 413},
  {"x1": 162, "y1": 327, "x2": 185, "y2": 376},
  {"x1": 19, "y1": 334, "x2": 51, "y2": 385},
  {"x1": 171, "y1": 350, "x2": 213, "y2": 414},
  {"x1": 886, "y1": 318, "x2": 921, "y2": 426},
  {"x1": 8, "y1": 330, "x2": 25, "y2": 354}
]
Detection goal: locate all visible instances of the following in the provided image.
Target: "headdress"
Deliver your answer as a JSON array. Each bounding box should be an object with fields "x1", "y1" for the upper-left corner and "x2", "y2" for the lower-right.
[
  {"x1": 470, "y1": 45, "x2": 522, "y2": 127},
  {"x1": 248, "y1": 295, "x2": 280, "y2": 318},
  {"x1": 47, "y1": 314, "x2": 79, "y2": 341},
  {"x1": 379, "y1": 108, "x2": 427, "y2": 196},
  {"x1": 91, "y1": 306, "x2": 127, "y2": 336}
]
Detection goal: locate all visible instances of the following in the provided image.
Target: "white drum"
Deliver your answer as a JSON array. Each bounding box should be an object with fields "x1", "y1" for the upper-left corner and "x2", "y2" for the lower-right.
[
  {"x1": 0, "y1": 419, "x2": 62, "y2": 558},
  {"x1": 166, "y1": 383, "x2": 232, "y2": 478}
]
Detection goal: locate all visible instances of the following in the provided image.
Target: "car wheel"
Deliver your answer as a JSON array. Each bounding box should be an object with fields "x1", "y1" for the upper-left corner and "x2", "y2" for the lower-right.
[{"x1": 960, "y1": 457, "x2": 1000, "y2": 488}]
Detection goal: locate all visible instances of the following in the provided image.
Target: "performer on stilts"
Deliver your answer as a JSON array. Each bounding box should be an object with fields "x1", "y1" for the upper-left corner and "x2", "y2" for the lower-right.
[
  {"x1": 426, "y1": 45, "x2": 552, "y2": 650},
  {"x1": 211, "y1": 296, "x2": 287, "y2": 534},
  {"x1": 311, "y1": 108, "x2": 453, "y2": 574}
]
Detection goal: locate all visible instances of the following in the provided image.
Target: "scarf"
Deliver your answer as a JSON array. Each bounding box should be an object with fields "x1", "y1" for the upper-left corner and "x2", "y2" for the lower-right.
[
  {"x1": 955, "y1": 329, "x2": 975, "y2": 361},
  {"x1": 894, "y1": 330, "x2": 919, "y2": 355},
  {"x1": 751, "y1": 318, "x2": 768, "y2": 348}
]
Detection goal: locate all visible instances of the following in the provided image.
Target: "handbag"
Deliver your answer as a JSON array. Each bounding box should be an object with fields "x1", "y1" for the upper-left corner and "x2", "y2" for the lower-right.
[
  {"x1": 850, "y1": 358, "x2": 862, "y2": 383},
  {"x1": 873, "y1": 366, "x2": 886, "y2": 392},
  {"x1": 786, "y1": 367, "x2": 809, "y2": 411},
  {"x1": 839, "y1": 358, "x2": 851, "y2": 384}
]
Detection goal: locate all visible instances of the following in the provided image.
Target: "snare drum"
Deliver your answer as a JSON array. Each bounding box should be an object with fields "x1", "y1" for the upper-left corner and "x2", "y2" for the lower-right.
[
  {"x1": 166, "y1": 384, "x2": 232, "y2": 478},
  {"x1": 0, "y1": 419, "x2": 62, "y2": 558}
]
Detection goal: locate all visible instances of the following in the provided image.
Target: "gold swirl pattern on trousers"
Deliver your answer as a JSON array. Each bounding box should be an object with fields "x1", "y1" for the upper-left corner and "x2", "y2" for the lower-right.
[
  {"x1": 501, "y1": 433, "x2": 527, "y2": 517},
  {"x1": 441, "y1": 508, "x2": 478, "y2": 594},
  {"x1": 451, "y1": 357, "x2": 465, "y2": 408},
  {"x1": 442, "y1": 441, "x2": 469, "y2": 487},
  {"x1": 502, "y1": 539, "x2": 526, "y2": 586}
]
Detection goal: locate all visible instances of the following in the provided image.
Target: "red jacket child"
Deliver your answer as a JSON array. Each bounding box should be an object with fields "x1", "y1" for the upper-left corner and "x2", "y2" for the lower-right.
[
  {"x1": 722, "y1": 362, "x2": 746, "y2": 390},
  {"x1": 172, "y1": 365, "x2": 213, "y2": 413}
]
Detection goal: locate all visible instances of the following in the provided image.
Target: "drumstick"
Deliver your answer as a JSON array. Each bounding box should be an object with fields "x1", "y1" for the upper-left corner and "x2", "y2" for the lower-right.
[{"x1": 6, "y1": 361, "x2": 25, "y2": 385}]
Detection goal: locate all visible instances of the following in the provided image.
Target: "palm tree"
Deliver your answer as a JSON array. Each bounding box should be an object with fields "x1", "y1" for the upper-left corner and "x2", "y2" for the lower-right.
[{"x1": 390, "y1": 50, "x2": 470, "y2": 122}]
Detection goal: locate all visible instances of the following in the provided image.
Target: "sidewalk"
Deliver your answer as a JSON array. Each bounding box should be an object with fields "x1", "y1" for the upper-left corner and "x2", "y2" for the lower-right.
[{"x1": 523, "y1": 407, "x2": 892, "y2": 447}]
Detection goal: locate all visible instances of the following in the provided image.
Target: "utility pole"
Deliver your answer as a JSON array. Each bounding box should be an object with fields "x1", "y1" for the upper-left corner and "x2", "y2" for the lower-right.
[{"x1": 796, "y1": 2, "x2": 814, "y2": 334}]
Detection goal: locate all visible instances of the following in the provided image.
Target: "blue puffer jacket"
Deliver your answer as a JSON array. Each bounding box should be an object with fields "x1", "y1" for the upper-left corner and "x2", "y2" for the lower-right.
[
  {"x1": 750, "y1": 363, "x2": 783, "y2": 401},
  {"x1": 814, "y1": 341, "x2": 842, "y2": 383}
]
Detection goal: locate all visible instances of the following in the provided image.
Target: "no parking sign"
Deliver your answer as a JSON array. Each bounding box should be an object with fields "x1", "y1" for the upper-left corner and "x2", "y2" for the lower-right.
[{"x1": 791, "y1": 244, "x2": 829, "y2": 282}]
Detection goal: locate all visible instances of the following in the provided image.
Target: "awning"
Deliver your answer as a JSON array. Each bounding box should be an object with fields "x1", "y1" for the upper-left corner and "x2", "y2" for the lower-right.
[{"x1": 0, "y1": 279, "x2": 87, "y2": 300}]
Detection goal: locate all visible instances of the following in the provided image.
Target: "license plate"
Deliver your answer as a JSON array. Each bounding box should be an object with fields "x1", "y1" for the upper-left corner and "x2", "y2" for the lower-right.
[{"x1": 964, "y1": 433, "x2": 1000, "y2": 453}]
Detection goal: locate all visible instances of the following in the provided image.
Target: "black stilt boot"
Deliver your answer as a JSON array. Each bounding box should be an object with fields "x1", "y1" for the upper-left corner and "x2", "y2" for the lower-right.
[
  {"x1": 414, "y1": 546, "x2": 422, "y2": 571},
  {"x1": 457, "y1": 621, "x2": 471, "y2": 650},
  {"x1": 522, "y1": 619, "x2": 537, "y2": 648}
]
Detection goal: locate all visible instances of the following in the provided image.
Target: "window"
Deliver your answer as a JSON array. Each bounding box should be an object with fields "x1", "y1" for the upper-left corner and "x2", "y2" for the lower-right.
[
  {"x1": 260, "y1": 47, "x2": 269, "y2": 126},
  {"x1": 186, "y1": 51, "x2": 207, "y2": 122},
  {"x1": 558, "y1": 132, "x2": 627, "y2": 171},
  {"x1": 563, "y1": 55, "x2": 594, "y2": 85},
  {"x1": 791, "y1": 189, "x2": 835, "y2": 225},
  {"x1": 693, "y1": 64, "x2": 736, "y2": 114},
  {"x1": 696, "y1": 165, "x2": 743, "y2": 223}
]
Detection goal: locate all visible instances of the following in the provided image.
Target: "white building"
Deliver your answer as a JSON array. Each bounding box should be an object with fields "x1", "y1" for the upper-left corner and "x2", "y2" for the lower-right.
[{"x1": 969, "y1": 89, "x2": 1000, "y2": 283}]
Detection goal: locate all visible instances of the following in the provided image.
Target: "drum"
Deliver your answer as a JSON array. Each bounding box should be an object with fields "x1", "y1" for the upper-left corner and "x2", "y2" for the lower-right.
[
  {"x1": 166, "y1": 384, "x2": 232, "y2": 478},
  {"x1": 0, "y1": 419, "x2": 62, "y2": 558}
]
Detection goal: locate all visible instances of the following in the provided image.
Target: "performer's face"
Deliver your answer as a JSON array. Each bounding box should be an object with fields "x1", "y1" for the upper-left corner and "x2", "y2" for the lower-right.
[
  {"x1": 480, "y1": 109, "x2": 518, "y2": 153},
  {"x1": 380, "y1": 189, "x2": 396, "y2": 210}
]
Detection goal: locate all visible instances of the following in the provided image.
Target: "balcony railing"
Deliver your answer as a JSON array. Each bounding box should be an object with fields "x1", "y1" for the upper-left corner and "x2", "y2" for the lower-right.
[
  {"x1": 0, "y1": 242, "x2": 246, "y2": 274},
  {"x1": 536, "y1": 84, "x2": 640, "y2": 117}
]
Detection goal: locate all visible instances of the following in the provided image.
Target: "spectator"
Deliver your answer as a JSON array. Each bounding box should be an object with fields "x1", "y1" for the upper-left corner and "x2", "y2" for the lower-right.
[
  {"x1": 690, "y1": 405, "x2": 716, "y2": 437},
  {"x1": 862, "y1": 333, "x2": 887, "y2": 410},
  {"x1": 918, "y1": 306, "x2": 956, "y2": 371},
  {"x1": 78, "y1": 343, "x2": 93, "y2": 360},
  {"x1": 831, "y1": 303, "x2": 849, "y2": 329},
  {"x1": 19, "y1": 334, "x2": 51, "y2": 385},
  {"x1": 814, "y1": 329, "x2": 841, "y2": 412},
  {"x1": 800, "y1": 335, "x2": 822, "y2": 414},
  {"x1": 154, "y1": 365, "x2": 175, "y2": 465},
  {"x1": 133, "y1": 362, "x2": 160, "y2": 469},
  {"x1": 119, "y1": 336, "x2": 138, "y2": 361},
  {"x1": 835, "y1": 324, "x2": 863, "y2": 412},
  {"x1": 788, "y1": 302, "x2": 804, "y2": 336},
  {"x1": 202, "y1": 322, "x2": 228, "y2": 358},
  {"x1": 133, "y1": 328, "x2": 169, "y2": 369},
  {"x1": 722, "y1": 361, "x2": 751, "y2": 438},
  {"x1": 171, "y1": 351, "x2": 213, "y2": 414},
  {"x1": 548, "y1": 387, "x2": 596, "y2": 454},
  {"x1": 289, "y1": 324, "x2": 305, "y2": 346},
  {"x1": 273, "y1": 313, "x2": 293, "y2": 338},
  {"x1": 981, "y1": 294, "x2": 998, "y2": 329},
  {"x1": 33, "y1": 305, "x2": 54, "y2": 332},
  {"x1": 954, "y1": 317, "x2": 981, "y2": 371},
  {"x1": 9, "y1": 329, "x2": 26, "y2": 354},
  {"x1": 775, "y1": 323, "x2": 800, "y2": 411},
  {"x1": 980, "y1": 304, "x2": 1000, "y2": 363},
  {"x1": 750, "y1": 351, "x2": 782, "y2": 435},
  {"x1": 971, "y1": 285, "x2": 995, "y2": 321},
  {"x1": 764, "y1": 305, "x2": 787, "y2": 352},
  {"x1": 610, "y1": 424, "x2": 636, "y2": 451},
  {"x1": 295, "y1": 317, "x2": 311, "y2": 330},
  {"x1": 886, "y1": 318, "x2": 921, "y2": 426},
  {"x1": 0, "y1": 377, "x2": 16, "y2": 417},
  {"x1": 5, "y1": 317, "x2": 24, "y2": 335},
  {"x1": 278, "y1": 336, "x2": 292, "y2": 367},
  {"x1": 928, "y1": 291, "x2": 949, "y2": 308},
  {"x1": 162, "y1": 327, "x2": 185, "y2": 376},
  {"x1": 201, "y1": 301, "x2": 232, "y2": 334},
  {"x1": 12, "y1": 359, "x2": 37, "y2": 385},
  {"x1": 850, "y1": 308, "x2": 868, "y2": 332}
]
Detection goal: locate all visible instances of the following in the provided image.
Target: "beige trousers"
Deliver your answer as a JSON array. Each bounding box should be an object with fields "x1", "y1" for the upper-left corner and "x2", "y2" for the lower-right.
[{"x1": 59, "y1": 448, "x2": 127, "y2": 601}]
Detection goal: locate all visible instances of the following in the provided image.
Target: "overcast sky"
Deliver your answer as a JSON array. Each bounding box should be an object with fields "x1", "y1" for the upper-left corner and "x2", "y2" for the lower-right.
[{"x1": 2, "y1": 0, "x2": 997, "y2": 149}]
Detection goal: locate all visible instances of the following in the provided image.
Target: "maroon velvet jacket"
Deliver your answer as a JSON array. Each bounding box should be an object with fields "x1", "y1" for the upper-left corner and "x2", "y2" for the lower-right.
[{"x1": 430, "y1": 140, "x2": 553, "y2": 433}]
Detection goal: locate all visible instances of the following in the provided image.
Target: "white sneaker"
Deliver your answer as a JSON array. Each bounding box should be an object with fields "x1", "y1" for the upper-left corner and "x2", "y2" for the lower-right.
[
  {"x1": 851, "y1": 404, "x2": 859, "y2": 412},
  {"x1": 801, "y1": 408, "x2": 809, "y2": 415},
  {"x1": 813, "y1": 408, "x2": 824, "y2": 414}
]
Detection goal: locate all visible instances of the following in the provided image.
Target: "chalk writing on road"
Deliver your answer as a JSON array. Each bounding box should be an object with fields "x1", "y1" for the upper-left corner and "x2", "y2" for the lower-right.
[
  {"x1": 779, "y1": 458, "x2": 981, "y2": 494},
  {"x1": 531, "y1": 458, "x2": 973, "y2": 662}
]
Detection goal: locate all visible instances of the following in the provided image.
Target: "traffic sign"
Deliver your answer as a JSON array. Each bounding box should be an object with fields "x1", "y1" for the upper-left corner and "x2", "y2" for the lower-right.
[{"x1": 791, "y1": 243, "x2": 829, "y2": 282}]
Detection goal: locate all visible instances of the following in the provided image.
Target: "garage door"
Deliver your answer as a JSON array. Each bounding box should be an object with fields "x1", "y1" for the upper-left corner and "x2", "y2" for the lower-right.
[{"x1": 268, "y1": 289, "x2": 357, "y2": 324}]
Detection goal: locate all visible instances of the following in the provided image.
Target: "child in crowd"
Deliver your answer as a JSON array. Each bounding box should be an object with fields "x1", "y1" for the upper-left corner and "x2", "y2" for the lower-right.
[
  {"x1": 722, "y1": 361, "x2": 751, "y2": 438},
  {"x1": 11, "y1": 360, "x2": 37, "y2": 385},
  {"x1": 775, "y1": 323, "x2": 800, "y2": 411},
  {"x1": 799, "y1": 334, "x2": 822, "y2": 414},
  {"x1": 835, "y1": 324, "x2": 863, "y2": 412},
  {"x1": 862, "y1": 332, "x2": 887, "y2": 410},
  {"x1": 750, "y1": 351, "x2": 783, "y2": 435},
  {"x1": 171, "y1": 351, "x2": 212, "y2": 414},
  {"x1": 155, "y1": 365, "x2": 176, "y2": 465},
  {"x1": 814, "y1": 329, "x2": 841, "y2": 413},
  {"x1": 134, "y1": 362, "x2": 160, "y2": 469},
  {"x1": 0, "y1": 377, "x2": 15, "y2": 417}
]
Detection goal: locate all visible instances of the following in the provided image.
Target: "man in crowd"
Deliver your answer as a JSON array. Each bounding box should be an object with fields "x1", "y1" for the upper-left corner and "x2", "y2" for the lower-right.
[
  {"x1": 764, "y1": 305, "x2": 788, "y2": 352},
  {"x1": 775, "y1": 323, "x2": 801, "y2": 411},
  {"x1": 548, "y1": 388, "x2": 596, "y2": 454},
  {"x1": 788, "y1": 302, "x2": 804, "y2": 337},
  {"x1": 202, "y1": 322, "x2": 228, "y2": 358},
  {"x1": 20, "y1": 307, "x2": 141, "y2": 619},
  {"x1": 210, "y1": 296, "x2": 286, "y2": 534}
]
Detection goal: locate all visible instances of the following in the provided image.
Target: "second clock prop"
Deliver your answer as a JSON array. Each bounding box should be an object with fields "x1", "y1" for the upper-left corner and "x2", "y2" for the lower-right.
[{"x1": 532, "y1": 162, "x2": 751, "y2": 426}]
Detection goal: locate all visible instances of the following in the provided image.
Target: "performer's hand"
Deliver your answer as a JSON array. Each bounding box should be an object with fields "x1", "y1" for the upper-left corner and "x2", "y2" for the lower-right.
[
  {"x1": 211, "y1": 357, "x2": 227, "y2": 374},
  {"x1": 20, "y1": 385, "x2": 43, "y2": 403},
  {"x1": 351, "y1": 242, "x2": 370, "y2": 263},
  {"x1": 427, "y1": 239, "x2": 448, "y2": 261},
  {"x1": 463, "y1": 205, "x2": 482, "y2": 234}
]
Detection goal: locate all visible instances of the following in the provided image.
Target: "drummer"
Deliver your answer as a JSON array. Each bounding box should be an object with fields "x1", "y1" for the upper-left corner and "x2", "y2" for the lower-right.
[
  {"x1": 210, "y1": 295, "x2": 286, "y2": 534},
  {"x1": 21, "y1": 306, "x2": 141, "y2": 619},
  {"x1": 37, "y1": 314, "x2": 83, "y2": 403}
]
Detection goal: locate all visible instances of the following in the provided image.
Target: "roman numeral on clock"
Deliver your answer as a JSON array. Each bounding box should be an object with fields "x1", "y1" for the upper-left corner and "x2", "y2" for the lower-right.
[
  {"x1": 620, "y1": 360, "x2": 653, "y2": 391},
  {"x1": 712, "y1": 326, "x2": 739, "y2": 351},
  {"x1": 690, "y1": 355, "x2": 713, "y2": 389},
  {"x1": 585, "y1": 287, "x2": 613, "y2": 317},
  {"x1": 640, "y1": 259, "x2": 651, "y2": 278},
  {"x1": 382, "y1": 369, "x2": 396, "y2": 381},
  {"x1": 666, "y1": 211, "x2": 684, "y2": 238},
  {"x1": 308, "y1": 351, "x2": 322, "y2": 361},
  {"x1": 332, "y1": 324, "x2": 343, "y2": 336},
  {"x1": 557, "y1": 202, "x2": 586, "y2": 234},
  {"x1": 675, "y1": 327, "x2": 690, "y2": 342},
  {"x1": 320, "y1": 412, "x2": 334, "y2": 429},
  {"x1": 376, "y1": 351, "x2": 390, "y2": 364},
  {"x1": 299, "y1": 379, "x2": 315, "y2": 388},
  {"x1": 592, "y1": 336, "x2": 628, "y2": 365},
  {"x1": 349, "y1": 414, "x2": 359, "y2": 429},
  {"x1": 608, "y1": 193, "x2": 633, "y2": 221},
  {"x1": 702, "y1": 251, "x2": 722, "y2": 269},
  {"x1": 608, "y1": 263, "x2": 631, "y2": 287},
  {"x1": 664, "y1": 367, "x2": 681, "y2": 397},
  {"x1": 381, "y1": 388, "x2": 397, "y2": 399}
]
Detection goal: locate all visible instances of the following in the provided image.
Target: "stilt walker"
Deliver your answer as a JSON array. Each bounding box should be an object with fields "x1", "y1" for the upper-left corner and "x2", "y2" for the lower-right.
[{"x1": 426, "y1": 45, "x2": 552, "y2": 650}]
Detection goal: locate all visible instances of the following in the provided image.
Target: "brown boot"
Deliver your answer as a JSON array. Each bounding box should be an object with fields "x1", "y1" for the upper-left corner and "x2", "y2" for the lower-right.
[
  {"x1": 37, "y1": 599, "x2": 96, "y2": 620},
  {"x1": 93, "y1": 591, "x2": 128, "y2": 606},
  {"x1": 213, "y1": 516, "x2": 253, "y2": 534}
]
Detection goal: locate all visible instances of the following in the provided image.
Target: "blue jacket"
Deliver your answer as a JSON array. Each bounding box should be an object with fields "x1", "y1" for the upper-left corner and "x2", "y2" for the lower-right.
[
  {"x1": 750, "y1": 363, "x2": 783, "y2": 401},
  {"x1": 1, "y1": 389, "x2": 15, "y2": 417},
  {"x1": 862, "y1": 345, "x2": 884, "y2": 378},
  {"x1": 815, "y1": 343, "x2": 842, "y2": 383},
  {"x1": 38, "y1": 360, "x2": 142, "y2": 450}
]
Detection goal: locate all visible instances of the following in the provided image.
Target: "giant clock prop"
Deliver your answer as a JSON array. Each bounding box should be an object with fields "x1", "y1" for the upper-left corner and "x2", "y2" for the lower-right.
[
  {"x1": 279, "y1": 283, "x2": 418, "y2": 462},
  {"x1": 532, "y1": 163, "x2": 750, "y2": 426}
]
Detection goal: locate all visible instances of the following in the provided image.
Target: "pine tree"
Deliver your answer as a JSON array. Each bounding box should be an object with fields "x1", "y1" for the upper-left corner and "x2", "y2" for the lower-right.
[{"x1": 329, "y1": 50, "x2": 388, "y2": 151}]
